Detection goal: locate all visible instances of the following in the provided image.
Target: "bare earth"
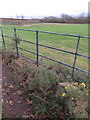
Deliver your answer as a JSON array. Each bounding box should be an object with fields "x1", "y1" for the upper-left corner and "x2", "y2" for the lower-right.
[
  {"x1": 22, "y1": 23, "x2": 75, "y2": 27},
  {"x1": 2, "y1": 59, "x2": 32, "y2": 118}
]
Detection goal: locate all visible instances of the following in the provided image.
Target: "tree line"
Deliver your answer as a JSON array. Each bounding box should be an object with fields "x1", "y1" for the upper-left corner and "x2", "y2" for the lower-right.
[{"x1": 39, "y1": 13, "x2": 88, "y2": 24}]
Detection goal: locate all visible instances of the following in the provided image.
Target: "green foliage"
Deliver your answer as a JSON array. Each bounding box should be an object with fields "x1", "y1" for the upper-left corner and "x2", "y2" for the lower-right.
[
  {"x1": 2, "y1": 49, "x2": 88, "y2": 119},
  {"x1": 30, "y1": 67, "x2": 58, "y2": 89},
  {"x1": 2, "y1": 49, "x2": 17, "y2": 64},
  {"x1": 56, "y1": 82, "x2": 89, "y2": 118},
  {"x1": 27, "y1": 67, "x2": 63, "y2": 117}
]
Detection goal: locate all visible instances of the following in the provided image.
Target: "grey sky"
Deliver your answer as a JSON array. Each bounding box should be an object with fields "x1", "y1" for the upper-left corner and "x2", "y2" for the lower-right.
[{"x1": 0, "y1": 0, "x2": 89, "y2": 18}]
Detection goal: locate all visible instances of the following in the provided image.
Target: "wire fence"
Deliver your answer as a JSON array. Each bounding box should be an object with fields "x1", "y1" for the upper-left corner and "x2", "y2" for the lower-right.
[{"x1": 0, "y1": 26, "x2": 90, "y2": 80}]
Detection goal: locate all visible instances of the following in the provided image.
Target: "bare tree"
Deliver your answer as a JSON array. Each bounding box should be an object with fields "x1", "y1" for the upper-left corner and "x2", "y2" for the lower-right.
[
  {"x1": 60, "y1": 13, "x2": 72, "y2": 18},
  {"x1": 21, "y1": 15, "x2": 24, "y2": 19},
  {"x1": 16, "y1": 15, "x2": 19, "y2": 19}
]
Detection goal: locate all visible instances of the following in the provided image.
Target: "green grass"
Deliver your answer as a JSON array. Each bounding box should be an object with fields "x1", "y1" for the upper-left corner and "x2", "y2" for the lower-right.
[{"x1": 1, "y1": 23, "x2": 88, "y2": 72}]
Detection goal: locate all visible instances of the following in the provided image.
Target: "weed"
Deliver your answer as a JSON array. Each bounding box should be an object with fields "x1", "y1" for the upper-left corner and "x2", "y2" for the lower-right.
[
  {"x1": 56, "y1": 82, "x2": 89, "y2": 118},
  {"x1": 2, "y1": 49, "x2": 89, "y2": 119}
]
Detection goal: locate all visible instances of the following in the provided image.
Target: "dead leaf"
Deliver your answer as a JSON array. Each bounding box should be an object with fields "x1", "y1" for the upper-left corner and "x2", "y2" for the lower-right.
[
  {"x1": 9, "y1": 85, "x2": 14, "y2": 89},
  {"x1": 29, "y1": 114, "x2": 35, "y2": 118},
  {"x1": 17, "y1": 90, "x2": 22, "y2": 95},
  {"x1": 39, "y1": 87, "x2": 44, "y2": 91},
  {"x1": 13, "y1": 93, "x2": 16, "y2": 95},
  {"x1": 17, "y1": 101, "x2": 21, "y2": 104},
  {"x1": 22, "y1": 115, "x2": 29, "y2": 118},
  {"x1": 9, "y1": 100, "x2": 14, "y2": 106},
  {"x1": 5, "y1": 82, "x2": 7, "y2": 86},
  {"x1": 26, "y1": 99, "x2": 33, "y2": 104},
  {"x1": 1, "y1": 99, "x2": 3, "y2": 103},
  {"x1": 6, "y1": 100, "x2": 8, "y2": 104}
]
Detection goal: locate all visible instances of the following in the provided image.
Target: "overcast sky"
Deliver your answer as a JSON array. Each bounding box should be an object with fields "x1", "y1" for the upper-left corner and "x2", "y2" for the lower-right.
[{"x1": 0, "y1": 0, "x2": 89, "y2": 18}]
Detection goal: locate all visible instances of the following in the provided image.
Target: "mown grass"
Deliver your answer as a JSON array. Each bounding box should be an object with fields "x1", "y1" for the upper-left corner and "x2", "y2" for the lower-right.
[{"x1": 1, "y1": 24, "x2": 89, "y2": 72}]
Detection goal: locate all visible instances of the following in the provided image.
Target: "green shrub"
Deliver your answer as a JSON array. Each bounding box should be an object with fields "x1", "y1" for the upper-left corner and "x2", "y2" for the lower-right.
[
  {"x1": 56, "y1": 82, "x2": 89, "y2": 118},
  {"x1": 2, "y1": 49, "x2": 17, "y2": 64},
  {"x1": 2, "y1": 49, "x2": 88, "y2": 119}
]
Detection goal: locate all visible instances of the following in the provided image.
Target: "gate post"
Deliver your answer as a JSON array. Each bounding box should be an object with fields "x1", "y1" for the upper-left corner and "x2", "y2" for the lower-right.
[
  {"x1": 14, "y1": 28, "x2": 19, "y2": 57},
  {"x1": 72, "y1": 35, "x2": 80, "y2": 80},
  {"x1": 1, "y1": 28, "x2": 5, "y2": 48},
  {"x1": 36, "y1": 30, "x2": 39, "y2": 66}
]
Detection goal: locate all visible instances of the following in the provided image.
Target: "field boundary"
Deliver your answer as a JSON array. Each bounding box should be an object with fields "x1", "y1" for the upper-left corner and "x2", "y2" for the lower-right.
[{"x1": 0, "y1": 26, "x2": 90, "y2": 80}]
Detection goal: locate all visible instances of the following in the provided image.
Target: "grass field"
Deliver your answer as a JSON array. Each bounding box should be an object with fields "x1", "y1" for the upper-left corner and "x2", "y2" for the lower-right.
[{"x1": 1, "y1": 23, "x2": 89, "y2": 73}]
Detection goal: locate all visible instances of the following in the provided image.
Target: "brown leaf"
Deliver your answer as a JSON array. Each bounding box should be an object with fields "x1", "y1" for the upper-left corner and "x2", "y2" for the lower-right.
[
  {"x1": 17, "y1": 90, "x2": 22, "y2": 95},
  {"x1": 6, "y1": 100, "x2": 8, "y2": 104},
  {"x1": 29, "y1": 114, "x2": 35, "y2": 118},
  {"x1": 39, "y1": 87, "x2": 44, "y2": 91},
  {"x1": 17, "y1": 101, "x2": 21, "y2": 104},
  {"x1": 22, "y1": 115, "x2": 29, "y2": 118},
  {"x1": 26, "y1": 99, "x2": 33, "y2": 104},
  {"x1": 1, "y1": 99, "x2": 3, "y2": 103},
  {"x1": 9, "y1": 100, "x2": 14, "y2": 106},
  {"x1": 13, "y1": 93, "x2": 16, "y2": 95},
  {"x1": 9, "y1": 85, "x2": 14, "y2": 89}
]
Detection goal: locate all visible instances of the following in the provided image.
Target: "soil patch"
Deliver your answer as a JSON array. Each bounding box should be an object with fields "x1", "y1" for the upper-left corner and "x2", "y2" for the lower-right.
[
  {"x1": 22, "y1": 25, "x2": 33, "y2": 27},
  {"x1": 2, "y1": 60, "x2": 32, "y2": 118}
]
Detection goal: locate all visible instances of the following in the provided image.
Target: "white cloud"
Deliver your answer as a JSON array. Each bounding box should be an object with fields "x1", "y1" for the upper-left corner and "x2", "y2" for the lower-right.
[{"x1": 0, "y1": 0, "x2": 89, "y2": 18}]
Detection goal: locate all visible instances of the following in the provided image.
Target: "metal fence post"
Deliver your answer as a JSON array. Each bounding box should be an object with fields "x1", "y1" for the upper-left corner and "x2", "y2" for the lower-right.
[
  {"x1": 72, "y1": 35, "x2": 80, "y2": 80},
  {"x1": 14, "y1": 28, "x2": 19, "y2": 57},
  {"x1": 1, "y1": 28, "x2": 5, "y2": 48},
  {"x1": 36, "y1": 30, "x2": 39, "y2": 66}
]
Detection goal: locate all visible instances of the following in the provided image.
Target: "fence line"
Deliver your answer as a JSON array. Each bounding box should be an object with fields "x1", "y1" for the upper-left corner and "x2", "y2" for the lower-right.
[
  {"x1": 0, "y1": 27, "x2": 90, "y2": 80},
  {"x1": 0, "y1": 26, "x2": 90, "y2": 38}
]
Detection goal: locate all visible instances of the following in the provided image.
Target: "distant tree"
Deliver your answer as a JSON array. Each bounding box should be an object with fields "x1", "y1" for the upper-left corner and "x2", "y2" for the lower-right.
[
  {"x1": 79, "y1": 13, "x2": 86, "y2": 18},
  {"x1": 40, "y1": 13, "x2": 88, "y2": 24},
  {"x1": 16, "y1": 15, "x2": 19, "y2": 19},
  {"x1": 60, "y1": 13, "x2": 72, "y2": 23},
  {"x1": 60, "y1": 13, "x2": 72, "y2": 18},
  {"x1": 78, "y1": 13, "x2": 88, "y2": 23},
  {"x1": 21, "y1": 15, "x2": 24, "y2": 19}
]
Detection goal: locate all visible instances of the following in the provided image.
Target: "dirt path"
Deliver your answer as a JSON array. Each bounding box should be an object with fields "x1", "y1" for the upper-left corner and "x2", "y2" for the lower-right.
[{"x1": 2, "y1": 60, "x2": 31, "y2": 118}]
